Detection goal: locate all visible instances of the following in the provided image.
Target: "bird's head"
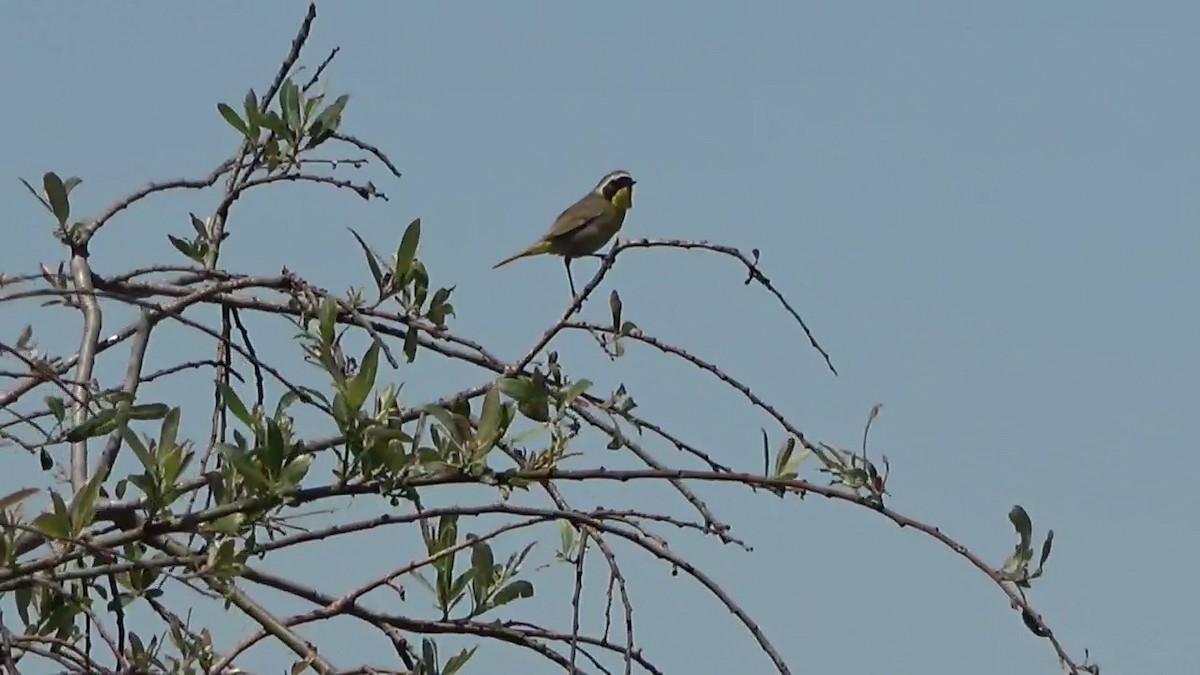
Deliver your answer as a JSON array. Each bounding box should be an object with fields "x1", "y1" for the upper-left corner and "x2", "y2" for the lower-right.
[{"x1": 594, "y1": 170, "x2": 636, "y2": 210}]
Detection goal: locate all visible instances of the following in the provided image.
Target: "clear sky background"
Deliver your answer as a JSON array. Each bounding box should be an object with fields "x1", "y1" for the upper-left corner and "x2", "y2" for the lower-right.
[{"x1": 2, "y1": 3, "x2": 1197, "y2": 674}]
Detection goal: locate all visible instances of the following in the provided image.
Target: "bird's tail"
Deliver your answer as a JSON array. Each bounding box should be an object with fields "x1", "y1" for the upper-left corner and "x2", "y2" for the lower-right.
[{"x1": 492, "y1": 240, "x2": 552, "y2": 269}]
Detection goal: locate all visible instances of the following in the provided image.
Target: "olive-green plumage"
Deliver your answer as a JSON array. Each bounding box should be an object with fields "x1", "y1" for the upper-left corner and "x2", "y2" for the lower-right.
[{"x1": 493, "y1": 171, "x2": 637, "y2": 294}]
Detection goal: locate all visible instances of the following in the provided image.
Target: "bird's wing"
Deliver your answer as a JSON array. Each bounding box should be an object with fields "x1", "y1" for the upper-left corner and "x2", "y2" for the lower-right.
[{"x1": 544, "y1": 195, "x2": 607, "y2": 242}]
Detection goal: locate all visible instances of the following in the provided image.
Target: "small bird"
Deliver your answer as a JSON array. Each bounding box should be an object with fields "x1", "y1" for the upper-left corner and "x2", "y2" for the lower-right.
[{"x1": 493, "y1": 170, "x2": 637, "y2": 296}]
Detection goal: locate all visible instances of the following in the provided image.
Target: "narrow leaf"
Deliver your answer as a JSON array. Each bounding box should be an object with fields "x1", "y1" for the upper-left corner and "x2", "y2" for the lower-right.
[
  {"x1": 0, "y1": 487, "x2": 38, "y2": 512},
  {"x1": 167, "y1": 235, "x2": 198, "y2": 261},
  {"x1": 159, "y1": 407, "x2": 180, "y2": 455},
  {"x1": 127, "y1": 403, "x2": 169, "y2": 421},
  {"x1": 465, "y1": 538, "x2": 489, "y2": 607},
  {"x1": 403, "y1": 328, "x2": 419, "y2": 363},
  {"x1": 1038, "y1": 529, "x2": 1055, "y2": 568},
  {"x1": 242, "y1": 88, "x2": 260, "y2": 137},
  {"x1": 281, "y1": 81, "x2": 302, "y2": 134},
  {"x1": 217, "y1": 103, "x2": 250, "y2": 138},
  {"x1": 218, "y1": 384, "x2": 254, "y2": 428},
  {"x1": 69, "y1": 470, "x2": 105, "y2": 533},
  {"x1": 560, "y1": 379, "x2": 592, "y2": 408},
  {"x1": 1008, "y1": 505, "x2": 1033, "y2": 549},
  {"x1": 344, "y1": 342, "x2": 380, "y2": 412},
  {"x1": 19, "y1": 177, "x2": 52, "y2": 214},
  {"x1": 42, "y1": 172, "x2": 69, "y2": 225},
  {"x1": 122, "y1": 427, "x2": 155, "y2": 472},
  {"x1": 761, "y1": 428, "x2": 770, "y2": 476},
  {"x1": 31, "y1": 512, "x2": 69, "y2": 539},
  {"x1": 45, "y1": 396, "x2": 66, "y2": 422},
  {"x1": 317, "y1": 298, "x2": 337, "y2": 348},
  {"x1": 394, "y1": 218, "x2": 421, "y2": 281},
  {"x1": 443, "y1": 647, "x2": 478, "y2": 675},
  {"x1": 490, "y1": 580, "x2": 534, "y2": 608},
  {"x1": 609, "y1": 289, "x2": 622, "y2": 328},
  {"x1": 64, "y1": 408, "x2": 119, "y2": 442},
  {"x1": 347, "y1": 227, "x2": 385, "y2": 291},
  {"x1": 474, "y1": 386, "x2": 503, "y2": 450}
]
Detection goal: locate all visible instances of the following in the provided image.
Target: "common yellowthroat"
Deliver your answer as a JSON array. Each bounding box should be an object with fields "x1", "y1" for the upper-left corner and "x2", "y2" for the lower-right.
[{"x1": 493, "y1": 170, "x2": 637, "y2": 296}]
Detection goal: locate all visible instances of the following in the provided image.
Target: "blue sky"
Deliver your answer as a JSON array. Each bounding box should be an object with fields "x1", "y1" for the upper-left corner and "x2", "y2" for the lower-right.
[{"x1": 2, "y1": 3, "x2": 1197, "y2": 673}]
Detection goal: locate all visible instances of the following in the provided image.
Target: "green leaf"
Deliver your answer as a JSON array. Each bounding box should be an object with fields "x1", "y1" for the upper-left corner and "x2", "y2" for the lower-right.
[
  {"x1": 317, "y1": 298, "x2": 337, "y2": 348},
  {"x1": 426, "y1": 287, "x2": 454, "y2": 326},
  {"x1": 0, "y1": 487, "x2": 38, "y2": 512},
  {"x1": 305, "y1": 93, "x2": 350, "y2": 149},
  {"x1": 62, "y1": 177, "x2": 82, "y2": 196},
  {"x1": 410, "y1": 260, "x2": 430, "y2": 308},
  {"x1": 242, "y1": 88, "x2": 260, "y2": 138},
  {"x1": 760, "y1": 428, "x2": 771, "y2": 475},
  {"x1": 559, "y1": 379, "x2": 592, "y2": 408},
  {"x1": 216, "y1": 443, "x2": 269, "y2": 491},
  {"x1": 429, "y1": 286, "x2": 452, "y2": 309},
  {"x1": 490, "y1": 580, "x2": 533, "y2": 608},
  {"x1": 347, "y1": 227, "x2": 385, "y2": 292},
  {"x1": 280, "y1": 81, "x2": 302, "y2": 135},
  {"x1": 259, "y1": 110, "x2": 289, "y2": 138},
  {"x1": 188, "y1": 213, "x2": 208, "y2": 237},
  {"x1": 344, "y1": 342, "x2": 380, "y2": 412},
  {"x1": 278, "y1": 454, "x2": 313, "y2": 487},
  {"x1": 471, "y1": 541, "x2": 495, "y2": 609},
  {"x1": 443, "y1": 647, "x2": 478, "y2": 675},
  {"x1": 394, "y1": 218, "x2": 421, "y2": 282},
  {"x1": 159, "y1": 407, "x2": 180, "y2": 455},
  {"x1": 421, "y1": 639, "x2": 437, "y2": 673},
  {"x1": 44, "y1": 396, "x2": 66, "y2": 422},
  {"x1": 51, "y1": 488, "x2": 67, "y2": 518},
  {"x1": 317, "y1": 94, "x2": 349, "y2": 130},
  {"x1": 122, "y1": 427, "x2": 155, "y2": 472},
  {"x1": 218, "y1": 384, "x2": 254, "y2": 428},
  {"x1": 69, "y1": 470, "x2": 105, "y2": 533},
  {"x1": 127, "y1": 403, "x2": 169, "y2": 421},
  {"x1": 39, "y1": 448, "x2": 52, "y2": 471},
  {"x1": 424, "y1": 406, "x2": 464, "y2": 446},
  {"x1": 304, "y1": 91, "x2": 324, "y2": 122},
  {"x1": 1038, "y1": 529, "x2": 1054, "y2": 568},
  {"x1": 609, "y1": 289, "x2": 622, "y2": 328},
  {"x1": 160, "y1": 443, "x2": 191, "y2": 490},
  {"x1": 216, "y1": 103, "x2": 250, "y2": 138},
  {"x1": 474, "y1": 386, "x2": 503, "y2": 450},
  {"x1": 447, "y1": 568, "x2": 474, "y2": 614},
  {"x1": 1008, "y1": 505, "x2": 1033, "y2": 549},
  {"x1": 403, "y1": 328, "x2": 419, "y2": 363},
  {"x1": 64, "y1": 408, "x2": 119, "y2": 442},
  {"x1": 31, "y1": 511, "x2": 69, "y2": 540},
  {"x1": 275, "y1": 389, "x2": 304, "y2": 418},
  {"x1": 435, "y1": 514, "x2": 459, "y2": 553},
  {"x1": 427, "y1": 301, "x2": 455, "y2": 327},
  {"x1": 202, "y1": 513, "x2": 246, "y2": 535},
  {"x1": 167, "y1": 235, "x2": 200, "y2": 262},
  {"x1": 261, "y1": 419, "x2": 286, "y2": 475},
  {"x1": 559, "y1": 520, "x2": 576, "y2": 557},
  {"x1": 605, "y1": 425, "x2": 624, "y2": 449},
  {"x1": 42, "y1": 172, "x2": 69, "y2": 225},
  {"x1": 518, "y1": 397, "x2": 551, "y2": 424},
  {"x1": 19, "y1": 177, "x2": 52, "y2": 215},
  {"x1": 499, "y1": 377, "x2": 538, "y2": 401}
]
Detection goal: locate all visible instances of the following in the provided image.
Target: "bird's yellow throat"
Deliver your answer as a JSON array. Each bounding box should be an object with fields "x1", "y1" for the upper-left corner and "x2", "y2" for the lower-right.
[{"x1": 611, "y1": 186, "x2": 633, "y2": 210}]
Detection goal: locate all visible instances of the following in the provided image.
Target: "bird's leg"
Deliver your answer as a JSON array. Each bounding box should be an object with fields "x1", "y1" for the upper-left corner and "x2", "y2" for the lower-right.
[{"x1": 564, "y1": 257, "x2": 578, "y2": 297}]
